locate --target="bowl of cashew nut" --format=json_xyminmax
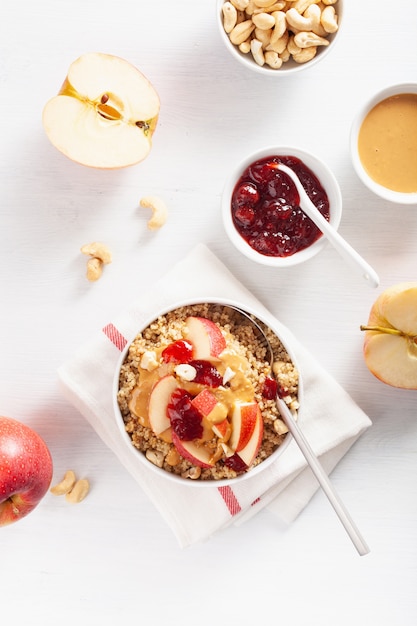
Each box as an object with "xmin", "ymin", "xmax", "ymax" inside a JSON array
[{"xmin": 217, "ymin": 0, "xmax": 342, "ymax": 75}]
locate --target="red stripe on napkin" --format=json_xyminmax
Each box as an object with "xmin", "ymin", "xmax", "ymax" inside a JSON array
[
  {"xmin": 102, "ymin": 323, "xmax": 128, "ymax": 352},
  {"xmin": 218, "ymin": 486, "xmax": 241, "ymax": 516}
]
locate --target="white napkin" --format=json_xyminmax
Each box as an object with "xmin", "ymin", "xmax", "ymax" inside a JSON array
[{"xmin": 58, "ymin": 243, "xmax": 371, "ymax": 547}]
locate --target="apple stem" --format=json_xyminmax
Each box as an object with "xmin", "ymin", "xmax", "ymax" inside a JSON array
[{"xmin": 360, "ymin": 325, "xmax": 405, "ymax": 337}]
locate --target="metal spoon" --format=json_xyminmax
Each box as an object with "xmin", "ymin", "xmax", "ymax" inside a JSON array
[
  {"xmin": 223, "ymin": 304, "xmax": 370, "ymax": 556},
  {"xmin": 276, "ymin": 163, "xmax": 380, "ymax": 288}
]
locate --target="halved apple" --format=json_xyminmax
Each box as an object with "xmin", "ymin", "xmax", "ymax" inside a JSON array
[
  {"xmin": 148, "ymin": 375, "xmax": 179, "ymax": 435},
  {"xmin": 361, "ymin": 282, "xmax": 417, "ymax": 389},
  {"xmin": 185, "ymin": 316, "xmax": 226, "ymax": 361},
  {"xmin": 42, "ymin": 52, "xmax": 160, "ymax": 168},
  {"xmin": 229, "ymin": 401, "xmax": 261, "ymax": 453},
  {"xmin": 171, "ymin": 431, "xmax": 214, "ymax": 468}
]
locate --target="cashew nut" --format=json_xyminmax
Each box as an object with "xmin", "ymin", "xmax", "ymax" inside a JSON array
[
  {"xmin": 65, "ymin": 478, "xmax": 90, "ymax": 504},
  {"xmin": 252, "ymin": 11, "xmax": 275, "ymax": 29},
  {"xmin": 229, "ymin": 19, "xmax": 255, "ymax": 45},
  {"xmin": 222, "ymin": 2, "xmax": 238, "ymax": 33},
  {"xmin": 292, "ymin": 0, "xmax": 318, "ymax": 14},
  {"xmin": 86, "ymin": 257, "xmax": 103, "ymax": 282},
  {"xmin": 264, "ymin": 50, "xmax": 283, "ymax": 69},
  {"xmin": 139, "ymin": 195, "xmax": 168, "ymax": 230},
  {"xmin": 253, "ymin": 1, "xmax": 286, "ymax": 13},
  {"xmin": 145, "ymin": 448, "xmax": 164, "ymax": 468},
  {"xmin": 285, "ymin": 7, "xmax": 316, "ymax": 31},
  {"xmin": 293, "ymin": 46, "xmax": 317, "ymax": 63},
  {"xmin": 321, "ymin": 5, "xmax": 338, "ymax": 33},
  {"xmin": 50, "ymin": 470, "xmax": 77, "ymax": 496},
  {"xmin": 270, "ymin": 11, "xmax": 287, "ymax": 43},
  {"xmin": 181, "ymin": 466, "xmax": 202, "ymax": 480},
  {"xmin": 253, "ymin": 0, "xmax": 277, "ymax": 7},
  {"xmin": 251, "ymin": 38, "xmax": 265, "ymax": 65},
  {"xmin": 81, "ymin": 241, "xmax": 112, "ymax": 282},
  {"xmin": 230, "ymin": 0, "xmax": 250, "ymax": 10},
  {"xmin": 294, "ymin": 31, "xmax": 329, "ymax": 48},
  {"xmin": 80, "ymin": 241, "xmax": 112, "ymax": 264}
]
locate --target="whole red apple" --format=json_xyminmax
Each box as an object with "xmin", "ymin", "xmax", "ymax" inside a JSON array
[{"xmin": 0, "ymin": 416, "xmax": 53, "ymax": 526}]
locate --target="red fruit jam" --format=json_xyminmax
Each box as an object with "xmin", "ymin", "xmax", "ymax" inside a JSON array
[
  {"xmin": 231, "ymin": 155, "xmax": 330, "ymax": 257},
  {"xmin": 189, "ymin": 360, "xmax": 223, "ymax": 387},
  {"xmin": 224, "ymin": 453, "xmax": 248, "ymax": 472},
  {"xmin": 167, "ymin": 389, "xmax": 203, "ymax": 441},
  {"xmin": 162, "ymin": 340, "xmax": 194, "ymax": 363},
  {"xmin": 262, "ymin": 377, "xmax": 278, "ymax": 400}
]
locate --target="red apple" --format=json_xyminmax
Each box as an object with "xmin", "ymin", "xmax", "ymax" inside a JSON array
[
  {"xmin": 171, "ymin": 431, "xmax": 214, "ymax": 468},
  {"xmin": 191, "ymin": 388, "xmax": 228, "ymax": 424},
  {"xmin": 148, "ymin": 375, "xmax": 179, "ymax": 435},
  {"xmin": 229, "ymin": 401, "xmax": 261, "ymax": 453},
  {"xmin": 185, "ymin": 316, "xmax": 226, "ymax": 361},
  {"xmin": 0, "ymin": 416, "xmax": 53, "ymax": 526}
]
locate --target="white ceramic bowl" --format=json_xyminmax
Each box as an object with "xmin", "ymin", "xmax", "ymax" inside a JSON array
[
  {"xmin": 350, "ymin": 82, "xmax": 417, "ymax": 205},
  {"xmin": 216, "ymin": 0, "xmax": 343, "ymax": 76},
  {"xmin": 221, "ymin": 145, "xmax": 343, "ymax": 267},
  {"xmin": 113, "ymin": 297, "xmax": 302, "ymax": 487}
]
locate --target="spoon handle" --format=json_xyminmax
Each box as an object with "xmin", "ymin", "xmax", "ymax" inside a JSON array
[
  {"xmin": 276, "ymin": 396, "xmax": 370, "ymax": 556},
  {"xmin": 276, "ymin": 163, "xmax": 379, "ymax": 288}
]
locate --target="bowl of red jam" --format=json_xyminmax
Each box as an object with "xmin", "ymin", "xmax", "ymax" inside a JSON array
[{"xmin": 222, "ymin": 146, "xmax": 342, "ymax": 267}]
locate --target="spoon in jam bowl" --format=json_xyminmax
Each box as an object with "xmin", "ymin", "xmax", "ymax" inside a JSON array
[
  {"xmin": 276, "ymin": 163, "xmax": 380, "ymax": 288},
  {"xmin": 223, "ymin": 304, "xmax": 370, "ymax": 556}
]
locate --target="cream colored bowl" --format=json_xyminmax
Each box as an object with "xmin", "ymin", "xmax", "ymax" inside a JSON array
[
  {"xmin": 216, "ymin": 0, "xmax": 343, "ymax": 76},
  {"xmin": 221, "ymin": 145, "xmax": 343, "ymax": 267},
  {"xmin": 113, "ymin": 298, "xmax": 301, "ymax": 487},
  {"xmin": 350, "ymin": 82, "xmax": 417, "ymax": 205}
]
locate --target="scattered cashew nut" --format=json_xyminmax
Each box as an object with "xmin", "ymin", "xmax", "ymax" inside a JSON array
[
  {"xmin": 50, "ymin": 471, "xmax": 90, "ymax": 504},
  {"xmin": 65, "ymin": 478, "xmax": 90, "ymax": 504},
  {"xmin": 50, "ymin": 470, "xmax": 76, "ymax": 495},
  {"xmin": 81, "ymin": 241, "xmax": 112, "ymax": 282},
  {"xmin": 140, "ymin": 195, "xmax": 168, "ymax": 230},
  {"xmin": 221, "ymin": 0, "xmax": 339, "ymax": 68}
]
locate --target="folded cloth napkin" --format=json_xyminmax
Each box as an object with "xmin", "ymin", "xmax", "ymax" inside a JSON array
[{"xmin": 58, "ymin": 243, "xmax": 371, "ymax": 547}]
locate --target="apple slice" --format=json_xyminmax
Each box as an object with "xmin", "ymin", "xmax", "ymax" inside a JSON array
[
  {"xmin": 148, "ymin": 375, "xmax": 179, "ymax": 435},
  {"xmin": 185, "ymin": 316, "xmax": 226, "ymax": 361},
  {"xmin": 229, "ymin": 401, "xmax": 261, "ymax": 453},
  {"xmin": 42, "ymin": 52, "xmax": 160, "ymax": 169},
  {"xmin": 212, "ymin": 418, "xmax": 231, "ymax": 442},
  {"xmin": 191, "ymin": 389, "xmax": 228, "ymax": 424},
  {"xmin": 171, "ymin": 431, "xmax": 214, "ymax": 468},
  {"xmin": 361, "ymin": 281, "xmax": 417, "ymax": 389},
  {"xmin": 236, "ymin": 407, "xmax": 264, "ymax": 467}
]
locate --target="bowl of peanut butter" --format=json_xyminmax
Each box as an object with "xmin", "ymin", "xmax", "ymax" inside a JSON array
[{"xmin": 350, "ymin": 83, "xmax": 417, "ymax": 204}]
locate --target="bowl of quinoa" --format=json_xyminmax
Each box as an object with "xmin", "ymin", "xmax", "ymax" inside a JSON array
[{"xmin": 114, "ymin": 299, "xmax": 301, "ymax": 485}]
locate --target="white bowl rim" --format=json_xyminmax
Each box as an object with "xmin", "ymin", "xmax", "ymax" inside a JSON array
[
  {"xmin": 221, "ymin": 145, "xmax": 343, "ymax": 267},
  {"xmin": 216, "ymin": 0, "xmax": 344, "ymax": 76},
  {"xmin": 350, "ymin": 82, "xmax": 417, "ymax": 205},
  {"xmin": 112, "ymin": 296, "xmax": 303, "ymax": 488}
]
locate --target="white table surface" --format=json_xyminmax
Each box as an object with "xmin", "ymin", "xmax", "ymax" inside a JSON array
[{"xmin": 2, "ymin": 1, "xmax": 417, "ymax": 624}]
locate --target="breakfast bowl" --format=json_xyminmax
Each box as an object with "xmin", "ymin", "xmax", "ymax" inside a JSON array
[
  {"xmin": 113, "ymin": 298, "xmax": 302, "ymax": 487},
  {"xmin": 221, "ymin": 145, "xmax": 343, "ymax": 267},
  {"xmin": 216, "ymin": 0, "xmax": 343, "ymax": 76},
  {"xmin": 350, "ymin": 82, "xmax": 417, "ymax": 204}
]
